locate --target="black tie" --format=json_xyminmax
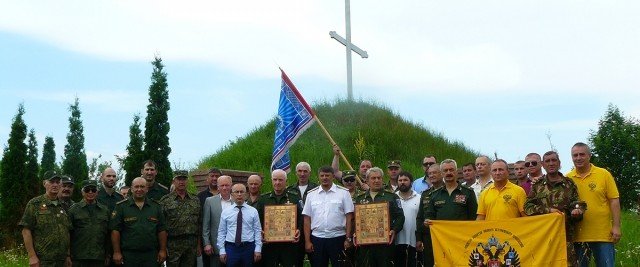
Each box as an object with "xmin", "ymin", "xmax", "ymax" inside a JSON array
[{"xmin": 235, "ymin": 206, "xmax": 243, "ymax": 245}]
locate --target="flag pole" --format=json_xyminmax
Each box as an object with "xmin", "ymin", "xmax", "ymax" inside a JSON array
[{"xmin": 312, "ymin": 115, "xmax": 365, "ymax": 186}]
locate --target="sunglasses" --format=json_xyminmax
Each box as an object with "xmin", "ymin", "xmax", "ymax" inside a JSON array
[
  {"xmin": 343, "ymin": 178, "xmax": 356, "ymax": 183},
  {"xmin": 524, "ymin": 161, "xmax": 538, "ymax": 167},
  {"xmin": 83, "ymin": 187, "xmax": 97, "ymax": 193},
  {"xmin": 422, "ymin": 162, "xmax": 436, "ymax": 167}
]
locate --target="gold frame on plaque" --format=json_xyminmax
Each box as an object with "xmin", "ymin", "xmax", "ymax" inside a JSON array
[
  {"xmin": 263, "ymin": 204, "xmax": 297, "ymax": 242},
  {"xmin": 355, "ymin": 202, "xmax": 390, "ymax": 245}
]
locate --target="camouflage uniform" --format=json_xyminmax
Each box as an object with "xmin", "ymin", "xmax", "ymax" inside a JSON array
[
  {"xmin": 97, "ymin": 187, "xmax": 124, "ymax": 212},
  {"xmin": 19, "ymin": 194, "xmax": 72, "ymax": 267},
  {"xmin": 353, "ymin": 190, "xmax": 405, "ymax": 267},
  {"xmin": 109, "ymin": 197, "xmax": 167, "ymax": 267},
  {"xmin": 255, "ymin": 190, "xmax": 303, "ymax": 267},
  {"xmin": 415, "ymin": 185, "xmax": 441, "ymax": 267},
  {"xmin": 68, "ymin": 200, "xmax": 111, "ymax": 267},
  {"xmin": 147, "ymin": 182, "xmax": 169, "ymax": 201},
  {"xmin": 60, "ymin": 198, "xmax": 75, "ymax": 212},
  {"xmin": 524, "ymin": 174, "xmax": 583, "ymax": 266},
  {"xmin": 159, "ymin": 191, "xmax": 201, "ymax": 267}
]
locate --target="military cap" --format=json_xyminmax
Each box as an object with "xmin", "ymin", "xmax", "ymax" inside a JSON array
[
  {"xmin": 387, "ymin": 160, "xmax": 402, "ymax": 168},
  {"xmin": 342, "ymin": 170, "xmax": 357, "ymax": 182},
  {"xmin": 208, "ymin": 167, "xmax": 222, "ymax": 175},
  {"xmin": 61, "ymin": 175, "xmax": 75, "ymax": 184},
  {"xmin": 82, "ymin": 180, "xmax": 98, "ymax": 188},
  {"xmin": 173, "ymin": 170, "xmax": 189, "ymax": 179},
  {"xmin": 44, "ymin": 170, "xmax": 62, "ymax": 181}
]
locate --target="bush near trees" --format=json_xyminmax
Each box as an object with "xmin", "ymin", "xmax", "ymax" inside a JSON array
[
  {"xmin": 61, "ymin": 97, "xmax": 89, "ymax": 201},
  {"xmin": 143, "ymin": 56, "xmax": 173, "ymax": 187},
  {"xmin": 589, "ymin": 104, "xmax": 640, "ymax": 210}
]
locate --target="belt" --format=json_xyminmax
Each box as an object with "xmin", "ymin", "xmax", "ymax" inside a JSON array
[{"xmin": 225, "ymin": 241, "xmax": 254, "ymax": 247}]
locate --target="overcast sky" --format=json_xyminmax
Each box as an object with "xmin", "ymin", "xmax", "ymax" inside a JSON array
[{"xmin": 1, "ymin": 1, "xmax": 639, "ymax": 174}]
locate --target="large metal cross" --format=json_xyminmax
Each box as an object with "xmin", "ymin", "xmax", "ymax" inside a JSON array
[{"xmin": 330, "ymin": 0, "xmax": 368, "ymax": 101}]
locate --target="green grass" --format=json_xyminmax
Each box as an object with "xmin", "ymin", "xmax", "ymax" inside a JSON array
[
  {"xmin": 197, "ymin": 99, "xmax": 478, "ymax": 191},
  {"xmin": 0, "ymin": 244, "xmax": 27, "ymax": 267}
]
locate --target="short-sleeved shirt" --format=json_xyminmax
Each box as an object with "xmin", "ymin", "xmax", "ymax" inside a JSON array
[
  {"xmin": 567, "ymin": 164, "xmax": 620, "ymax": 242},
  {"xmin": 19, "ymin": 194, "xmax": 72, "ymax": 261},
  {"xmin": 109, "ymin": 197, "xmax": 167, "ymax": 251},
  {"xmin": 68, "ymin": 200, "xmax": 111, "ymax": 260},
  {"xmin": 302, "ymin": 184, "xmax": 354, "ymax": 238},
  {"xmin": 477, "ymin": 182, "xmax": 526, "ymax": 220},
  {"xmin": 159, "ymin": 192, "xmax": 201, "ymax": 238},
  {"xmin": 395, "ymin": 190, "xmax": 420, "ymax": 246},
  {"xmin": 426, "ymin": 185, "xmax": 478, "ymax": 221},
  {"xmin": 412, "ymin": 176, "xmax": 430, "ymax": 194}
]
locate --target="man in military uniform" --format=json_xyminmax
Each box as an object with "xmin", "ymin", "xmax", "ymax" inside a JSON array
[
  {"xmin": 384, "ymin": 160, "xmax": 402, "ymax": 192},
  {"xmin": 142, "ymin": 160, "xmax": 169, "ymax": 201},
  {"xmin": 120, "ymin": 186, "xmax": 130, "ymax": 199},
  {"xmin": 69, "ymin": 180, "xmax": 111, "ymax": 267},
  {"xmin": 287, "ymin": 161, "xmax": 318, "ymax": 266},
  {"xmin": 246, "ymin": 175, "xmax": 263, "ymax": 208},
  {"xmin": 256, "ymin": 169, "xmax": 302, "ymax": 267},
  {"xmin": 59, "ymin": 175, "xmax": 76, "ymax": 211},
  {"xmin": 20, "ymin": 171, "xmax": 72, "ymax": 267},
  {"xmin": 354, "ymin": 167, "xmax": 404, "ymax": 267},
  {"xmin": 415, "ymin": 163, "xmax": 444, "ymax": 267},
  {"xmin": 340, "ymin": 170, "xmax": 359, "ymax": 267},
  {"xmin": 110, "ymin": 177, "xmax": 167, "ymax": 267},
  {"xmin": 524, "ymin": 151, "xmax": 584, "ymax": 266},
  {"xmin": 160, "ymin": 170, "xmax": 202, "ymax": 267},
  {"xmin": 98, "ymin": 167, "xmax": 124, "ymax": 212}
]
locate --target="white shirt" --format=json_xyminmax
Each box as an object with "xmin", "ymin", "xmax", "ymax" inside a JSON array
[
  {"xmin": 302, "ymin": 183, "xmax": 354, "ymax": 238},
  {"xmin": 396, "ymin": 190, "xmax": 420, "ymax": 246},
  {"xmin": 221, "ymin": 195, "xmax": 233, "ymax": 210},
  {"xmin": 217, "ymin": 202, "xmax": 262, "ymax": 254},
  {"xmin": 466, "ymin": 180, "xmax": 483, "ymax": 200},
  {"xmin": 298, "ymin": 185, "xmax": 308, "ymax": 195}
]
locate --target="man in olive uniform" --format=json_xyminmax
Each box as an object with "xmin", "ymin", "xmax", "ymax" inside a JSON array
[
  {"xmin": 340, "ymin": 170, "xmax": 359, "ymax": 267},
  {"xmin": 415, "ymin": 164, "xmax": 444, "ymax": 267},
  {"xmin": 98, "ymin": 167, "xmax": 124, "ymax": 211},
  {"xmin": 110, "ymin": 177, "xmax": 167, "ymax": 267},
  {"xmin": 20, "ymin": 171, "xmax": 73, "ymax": 267},
  {"xmin": 286, "ymin": 161, "xmax": 318, "ymax": 266},
  {"xmin": 524, "ymin": 151, "xmax": 584, "ymax": 266},
  {"xmin": 69, "ymin": 180, "xmax": 111, "ymax": 267},
  {"xmin": 142, "ymin": 160, "xmax": 169, "ymax": 201},
  {"xmin": 246, "ymin": 175, "xmax": 263, "ymax": 208},
  {"xmin": 159, "ymin": 170, "xmax": 202, "ymax": 267},
  {"xmin": 256, "ymin": 169, "xmax": 303, "ymax": 267},
  {"xmin": 384, "ymin": 160, "xmax": 402, "ymax": 192},
  {"xmin": 59, "ymin": 175, "xmax": 76, "ymax": 211},
  {"xmin": 354, "ymin": 167, "xmax": 404, "ymax": 267}
]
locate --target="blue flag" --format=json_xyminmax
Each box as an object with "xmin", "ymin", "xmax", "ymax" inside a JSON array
[{"xmin": 271, "ymin": 69, "xmax": 316, "ymax": 172}]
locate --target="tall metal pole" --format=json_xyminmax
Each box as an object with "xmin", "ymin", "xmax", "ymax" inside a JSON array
[{"xmin": 345, "ymin": 0, "xmax": 353, "ymax": 101}]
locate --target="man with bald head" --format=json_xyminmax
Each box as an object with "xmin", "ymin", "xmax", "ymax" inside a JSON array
[
  {"xmin": 202, "ymin": 175, "xmax": 233, "ymax": 267},
  {"xmin": 476, "ymin": 160, "xmax": 527, "ymax": 220},
  {"xmin": 246, "ymin": 175, "xmax": 263, "ymax": 208},
  {"xmin": 256, "ymin": 169, "xmax": 302, "ymax": 267},
  {"xmin": 98, "ymin": 167, "xmax": 124, "ymax": 212},
  {"xmin": 110, "ymin": 177, "xmax": 167, "ymax": 266}
]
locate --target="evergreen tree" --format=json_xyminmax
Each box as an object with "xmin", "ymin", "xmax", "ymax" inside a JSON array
[
  {"xmin": 40, "ymin": 136, "xmax": 56, "ymax": 181},
  {"xmin": 26, "ymin": 129, "xmax": 40, "ymax": 198},
  {"xmin": 62, "ymin": 97, "xmax": 89, "ymax": 201},
  {"xmin": 143, "ymin": 56, "xmax": 173, "ymax": 186},
  {"xmin": 590, "ymin": 104, "xmax": 640, "ymax": 209},
  {"xmin": 0, "ymin": 104, "xmax": 29, "ymax": 230},
  {"xmin": 124, "ymin": 114, "xmax": 145, "ymax": 186}
]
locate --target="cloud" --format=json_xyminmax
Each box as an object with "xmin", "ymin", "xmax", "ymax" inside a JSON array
[{"xmin": 10, "ymin": 89, "xmax": 146, "ymax": 113}]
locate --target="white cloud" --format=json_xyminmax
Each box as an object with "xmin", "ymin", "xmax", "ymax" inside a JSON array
[{"xmin": 11, "ymin": 89, "xmax": 146, "ymax": 113}]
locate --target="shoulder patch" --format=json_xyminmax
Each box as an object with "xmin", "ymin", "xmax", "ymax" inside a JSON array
[
  {"xmin": 116, "ymin": 199, "xmax": 128, "ymax": 205},
  {"xmin": 157, "ymin": 183, "xmax": 169, "ymax": 190},
  {"xmin": 336, "ymin": 185, "xmax": 349, "ymax": 191},
  {"xmin": 308, "ymin": 186, "xmax": 320, "ymax": 193},
  {"xmin": 287, "ymin": 189, "xmax": 300, "ymax": 195}
]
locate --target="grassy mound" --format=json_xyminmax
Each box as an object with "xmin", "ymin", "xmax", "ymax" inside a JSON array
[{"xmin": 197, "ymin": 99, "xmax": 478, "ymax": 190}]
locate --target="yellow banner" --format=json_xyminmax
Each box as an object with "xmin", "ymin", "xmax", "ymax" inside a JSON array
[{"xmin": 430, "ymin": 213, "xmax": 567, "ymax": 267}]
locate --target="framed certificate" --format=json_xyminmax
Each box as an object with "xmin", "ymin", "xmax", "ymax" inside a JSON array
[
  {"xmin": 355, "ymin": 202, "xmax": 390, "ymax": 245},
  {"xmin": 263, "ymin": 204, "xmax": 297, "ymax": 242}
]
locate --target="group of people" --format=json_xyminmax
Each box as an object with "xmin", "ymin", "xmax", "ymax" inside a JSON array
[{"xmin": 20, "ymin": 142, "xmax": 621, "ymax": 267}]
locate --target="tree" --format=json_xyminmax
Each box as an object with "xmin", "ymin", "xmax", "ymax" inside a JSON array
[
  {"xmin": 40, "ymin": 136, "xmax": 57, "ymax": 181},
  {"xmin": 62, "ymin": 97, "xmax": 89, "ymax": 201},
  {"xmin": 0, "ymin": 104, "xmax": 29, "ymax": 232},
  {"xmin": 589, "ymin": 104, "xmax": 640, "ymax": 209},
  {"xmin": 143, "ymin": 56, "xmax": 173, "ymax": 186},
  {"xmin": 124, "ymin": 114, "xmax": 145, "ymax": 186},
  {"xmin": 25, "ymin": 129, "xmax": 40, "ymax": 198}
]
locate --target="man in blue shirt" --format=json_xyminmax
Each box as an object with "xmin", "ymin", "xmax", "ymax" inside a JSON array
[
  {"xmin": 412, "ymin": 155, "xmax": 437, "ymax": 194},
  {"xmin": 217, "ymin": 183, "xmax": 262, "ymax": 266}
]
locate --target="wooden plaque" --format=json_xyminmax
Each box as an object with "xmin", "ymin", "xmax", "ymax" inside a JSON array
[
  {"xmin": 263, "ymin": 204, "xmax": 297, "ymax": 242},
  {"xmin": 355, "ymin": 202, "xmax": 390, "ymax": 245}
]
